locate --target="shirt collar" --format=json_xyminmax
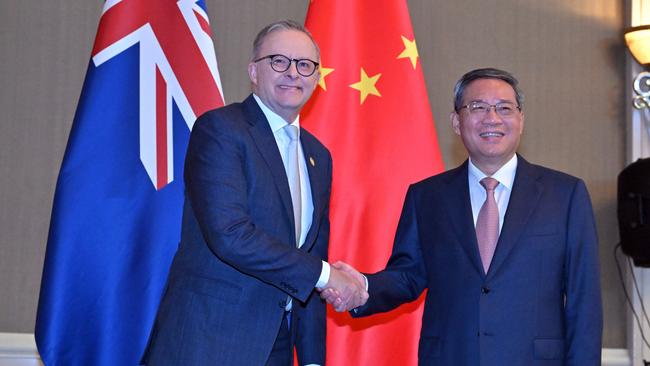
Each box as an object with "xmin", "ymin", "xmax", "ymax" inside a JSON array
[
  {"xmin": 253, "ymin": 94, "xmax": 300, "ymax": 133},
  {"xmin": 468, "ymin": 154, "xmax": 518, "ymax": 191}
]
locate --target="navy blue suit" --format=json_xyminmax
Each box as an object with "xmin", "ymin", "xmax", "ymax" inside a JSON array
[
  {"xmin": 142, "ymin": 95, "xmax": 331, "ymax": 365},
  {"xmin": 353, "ymin": 157, "xmax": 602, "ymax": 365}
]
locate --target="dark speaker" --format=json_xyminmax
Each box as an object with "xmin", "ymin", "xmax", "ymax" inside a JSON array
[{"xmin": 618, "ymin": 157, "xmax": 650, "ymax": 266}]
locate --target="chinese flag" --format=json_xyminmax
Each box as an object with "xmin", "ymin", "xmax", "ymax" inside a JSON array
[{"xmin": 303, "ymin": 1, "xmax": 444, "ymax": 365}]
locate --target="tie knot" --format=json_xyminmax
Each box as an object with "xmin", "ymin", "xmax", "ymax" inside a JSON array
[
  {"xmin": 284, "ymin": 124, "xmax": 299, "ymax": 141},
  {"xmin": 480, "ymin": 177, "xmax": 499, "ymax": 191}
]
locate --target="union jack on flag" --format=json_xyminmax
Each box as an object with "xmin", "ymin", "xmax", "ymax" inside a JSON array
[
  {"xmin": 36, "ymin": 0, "xmax": 224, "ymax": 364},
  {"xmin": 93, "ymin": 0, "xmax": 224, "ymax": 189}
]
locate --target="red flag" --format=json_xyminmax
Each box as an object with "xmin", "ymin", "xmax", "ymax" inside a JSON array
[{"xmin": 303, "ymin": 1, "xmax": 444, "ymax": 364}]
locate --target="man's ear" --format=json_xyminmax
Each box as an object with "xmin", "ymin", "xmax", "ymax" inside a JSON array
[
  {"xmin": 310, "ymin": 70, "xmax": 320, "ymax": 93},
  {"xmin": 450, "ymin": 111, "xmax": 461, "ymax": 136},
  {"xmin": 248, "ymin": 62, "xmax": 257, "ymax": 85}
]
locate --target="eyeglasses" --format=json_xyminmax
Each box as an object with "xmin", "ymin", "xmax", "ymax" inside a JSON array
[
  {"xmin": 253, "ymin": 54, "xmax": 319, "ymax": 77},
  {"xmin": 459, "ymin": 101, "xmax": 521, "ymax": 117}
]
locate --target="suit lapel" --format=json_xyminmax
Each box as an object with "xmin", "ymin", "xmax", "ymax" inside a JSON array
[
  {"xmin": 243, "ymin": 96, "xmax": 295, "ymax": 241},
  {"xmin": 298, "ymin": 129, "xmax": 324, "ymax": 252},
  {"xmin": 442, "ymin": 162, "xmax": 486, "ymax": 276},
  {"xmin": 487, "ymin": 157, "xmax": 543, "ymax": 278}
]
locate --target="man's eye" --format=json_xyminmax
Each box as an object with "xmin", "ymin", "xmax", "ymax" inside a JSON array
[{"xmin": 471, "ymin": 104, "xmax": 487, "ymax": 111}]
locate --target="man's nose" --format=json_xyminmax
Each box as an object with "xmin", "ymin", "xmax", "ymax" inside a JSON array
[
  {"xmin": 486, "ymin": 105, "xmax": 500, "ymax": 115},
  {"xmin": 482, "ymin": 107, "xmax": 503, "ymax": 123},
  {"xmin": 285, "ymin": 61, "xmax": 300, "ymax": 77}
]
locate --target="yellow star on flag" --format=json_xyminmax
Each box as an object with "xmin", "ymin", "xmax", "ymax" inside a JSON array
[
  {"xmin": 349, "ymin": 68, "xmax": 381, "ymax": 104},
  {"xmin": 397, "ymin": 35, "xmax": 419, "ymax": 69},
  {"xmin": 318, "ymin": 66, "xmax": 334, "ymax": 91}
]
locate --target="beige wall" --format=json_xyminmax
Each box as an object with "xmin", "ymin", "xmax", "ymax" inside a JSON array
[{"xmin": 0, "ymin": 0, "xmax": 626, "ymax": 348}]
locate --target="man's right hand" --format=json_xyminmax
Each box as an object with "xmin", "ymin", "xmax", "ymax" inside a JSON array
[{"xmin": 320, "ymin": 261, "xmax": 368, "ymax": 312}]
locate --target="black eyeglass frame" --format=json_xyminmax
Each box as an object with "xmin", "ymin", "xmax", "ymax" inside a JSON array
[{"xmin": 253, "ymin": 54, "xmax": 320, "ymax": 77}]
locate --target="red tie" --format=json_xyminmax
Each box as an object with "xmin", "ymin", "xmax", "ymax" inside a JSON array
[{"xmin": 476, "ymin": 177, "xmax": 499, "ymax": 272}]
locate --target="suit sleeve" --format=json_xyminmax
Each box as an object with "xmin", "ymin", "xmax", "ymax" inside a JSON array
[
  {"xmin": 564, "ymin": 179, "xmax": 603, "ymax": 365},
  {"xmin": 296, "ymin": 155, "xmax": 331, "ymax": 366},
  {"xmin": 185, "ymin": 112, "xmax": 323, "ymax": 302},
  {"xmin": 353, "ymin": 185, "xmax": 428, "ymax": 317}
]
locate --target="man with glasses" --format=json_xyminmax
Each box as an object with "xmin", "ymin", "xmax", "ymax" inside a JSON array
[
  {"xmin": 324, "ymin": 68, "xmax": 603, "ymax": 365},
  {"xmin": 141, "ymin": 20, "xmax": 366, "ymax": 366}
]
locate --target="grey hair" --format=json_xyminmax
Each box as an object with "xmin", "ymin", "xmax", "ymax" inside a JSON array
[
  {"xmin": 453, "ymin": 68, "xmax": 524, "ymax": 112},
  {"xmin": 251, "ymin": 20, "xmax": 320, "ymax": 61}
]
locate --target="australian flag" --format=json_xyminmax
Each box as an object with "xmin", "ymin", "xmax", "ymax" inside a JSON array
[{"xmin": 35, "ymin": 1, "xmax": 224, "ymax": 364}]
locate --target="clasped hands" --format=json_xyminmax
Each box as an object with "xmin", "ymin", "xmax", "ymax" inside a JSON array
[{"xmin": 319, "ymin": 261, "xmax": 368, "ymax": 312}]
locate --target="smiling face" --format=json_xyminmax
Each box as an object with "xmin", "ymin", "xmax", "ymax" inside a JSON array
[
  {"xmin": 451, "ymin": 78, "xmax": 524, "ymax": 175},
  {"xmin": 248, "ymin": 29, "xmax": 320, "ymax": 122}
]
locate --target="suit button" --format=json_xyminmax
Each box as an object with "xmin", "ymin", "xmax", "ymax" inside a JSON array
[
  {"xmin": 278, "ymin": 300, "xmax": 287, "ymax": 308},
  {"xmin": 481, "ymin": 287, "xmax": 490, "ymax": 294}
]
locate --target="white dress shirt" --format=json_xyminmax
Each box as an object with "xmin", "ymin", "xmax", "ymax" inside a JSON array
[
  {"xmin": 467, "ymin": 154, "xmax": 518, "ymax": 234},
  {"xmin": 253, "ymin": 95, "xmax": 330, "ymax": 288}
]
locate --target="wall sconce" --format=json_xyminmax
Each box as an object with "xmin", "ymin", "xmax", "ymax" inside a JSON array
[{"xmin": 626, "ymin": 25, "xmax": 650, "ymax": 108}]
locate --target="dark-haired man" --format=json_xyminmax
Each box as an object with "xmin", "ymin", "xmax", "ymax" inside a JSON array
[{"xmin": 326, "ymin": 68, "xmax": 602, "ymax": 365}]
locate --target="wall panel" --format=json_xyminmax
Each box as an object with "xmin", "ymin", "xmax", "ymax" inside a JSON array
[{"xmin": 0, "ymin": 0, "xmax": 626, "ymax": 349}]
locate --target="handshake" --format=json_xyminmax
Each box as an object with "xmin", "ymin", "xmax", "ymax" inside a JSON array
[{"xmin": 319, "ymin": 261, "xmax": 368, "ymax": 312}]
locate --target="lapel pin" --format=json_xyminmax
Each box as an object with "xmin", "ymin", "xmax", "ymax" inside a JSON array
[{"xmin": 309, "ymin": 157, "xmax": 315, "ymax": 167}]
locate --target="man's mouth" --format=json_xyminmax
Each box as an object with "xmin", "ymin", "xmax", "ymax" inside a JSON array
[
  {"xmin": 278, "ymin": 85, "xmax": 301, "ymax": 90},
  {"xmin": 479, "ymin": 131, "xmax": 504, "ymax": 138}
]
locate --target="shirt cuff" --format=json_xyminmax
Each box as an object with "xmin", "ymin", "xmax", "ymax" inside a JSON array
[{"xmin": 315, "ymin": 260, "xmax": 330, "ymax": 289}]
